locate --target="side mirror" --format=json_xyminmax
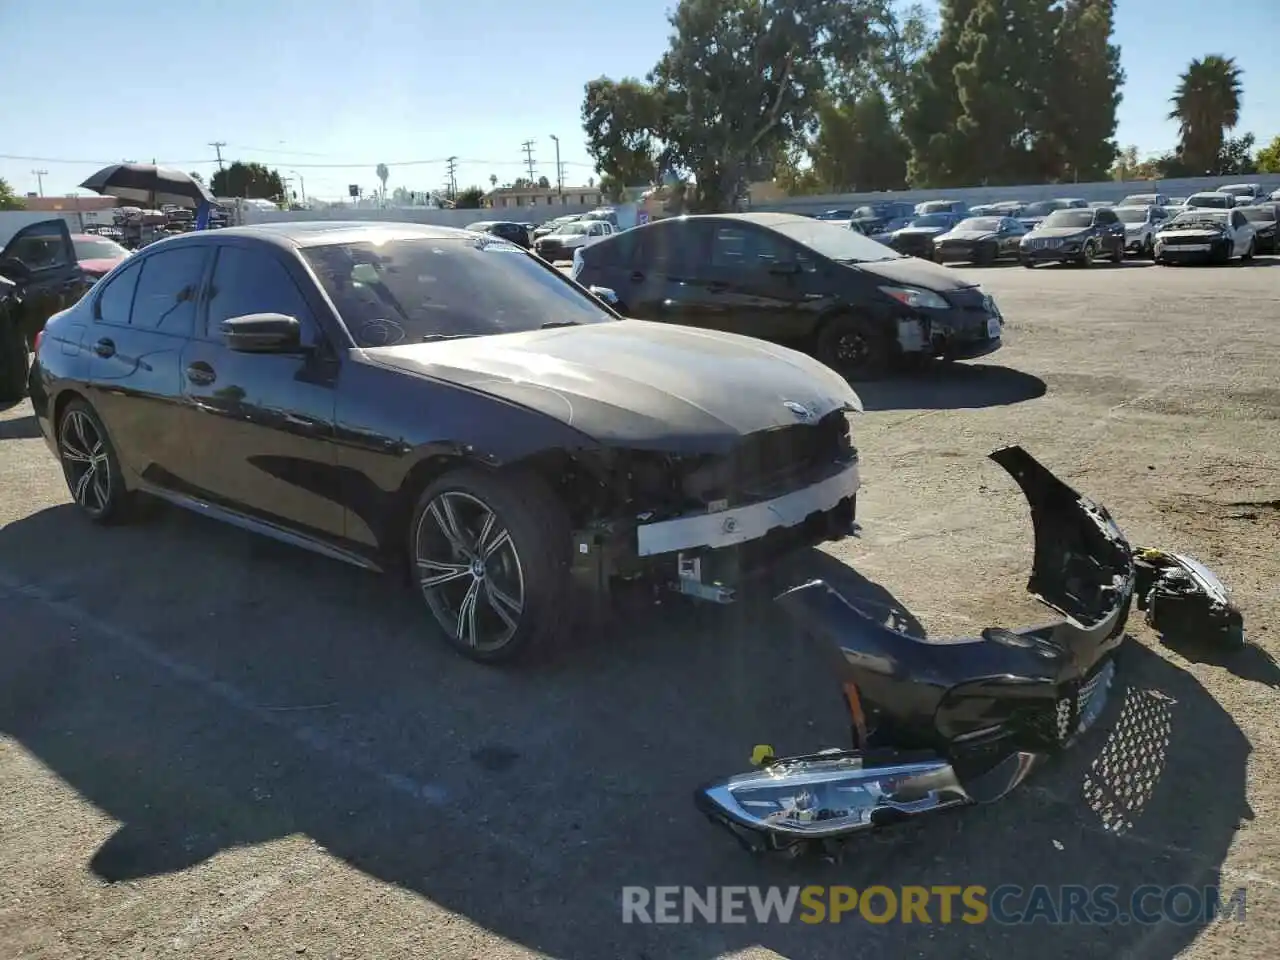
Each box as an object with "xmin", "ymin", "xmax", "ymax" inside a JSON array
[
  {"xmin": 768, "ymin": 261, "xmax": 801, "ymax": 276},
  {"xmin": 588, "ymin": 285, "xmax": 619, "ymax": 306},
  {"xmin": 221, "ymin": 313, "xmax": 304, "ymax": 353}
]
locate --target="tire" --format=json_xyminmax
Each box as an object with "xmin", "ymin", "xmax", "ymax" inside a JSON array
[
  {"xmin": 57, "ymin": 398, "xmax": 134, "ymax": 524},
  {"xmin": 1143, "ymin": 237, "xmax": 1154, "ymax": 259},
  {"xmin": 409, "ymin": 466, "xmax": 571, "ymax": 663},
  {"xmin": 1076, "ymin": 241, "xmax": 1096, "ymax": 267},
  {"xmin": 814, "ymin": 314, "xmax": 895, "ymax": 379},
  {"xmin": 976, "ymin": 243, "xmax": 996, "ymax": 266},
  {"xmin": 1020, "ymin": 258, "xmax": 1036, "ymax": 269},
  {"xmin": 0, "ymin": 317, "xmax": 30, "ymax": 402},
  {"xmin": 1110, "ymin": 241, "xmax": 1124, "ymax": 264}
]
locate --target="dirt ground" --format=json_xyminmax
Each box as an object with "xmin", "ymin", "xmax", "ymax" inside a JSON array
[{"xmin": 1, "ymin": 257, "xmax": 1277, "ymax": 959}]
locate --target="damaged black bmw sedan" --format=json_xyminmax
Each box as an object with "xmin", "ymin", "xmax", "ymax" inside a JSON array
[{"xmin": 28, "ymin": 222, "xmax": 862, "ymax": 661}]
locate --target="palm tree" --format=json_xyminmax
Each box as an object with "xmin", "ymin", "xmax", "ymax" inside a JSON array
[
  {"xmin": 1169, "ymin": 55, "xmax": 1243, "ymax": 174},
  {"xmin": 489, "ymin": 173, "xmax": 498, "ymax": 188},
  {"xmin": 375, "ymin": 163, "xmax": 389, "ymax": 201}
]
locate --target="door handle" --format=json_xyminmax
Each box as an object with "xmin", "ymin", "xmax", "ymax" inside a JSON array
[
  {"xmin": 93, "ymin": 338, "xmax": 115, "ymax": 358},
  {"xmin": 186, "ymin": 362, "xmax": 216, "ymax": 386},
  {"xmin": 630, "ymin": 271, "xmax": 645, "ymax": 282}
]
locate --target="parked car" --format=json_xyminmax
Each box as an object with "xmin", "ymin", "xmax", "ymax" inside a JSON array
[
  {"xmin": 1168, "ymin": 197, "xmax": 1188, "ymax": 207},
  {"xmin": 1217, "ymin": 183, "xmax": 1266, "ymax": 205},
  {"xmin": 1235, "ymin": 204, "xmax": 1279, "ymax": 253},
  {"xmin": 465, "ymin": 220, "xmax": 532, "ymax": 249},
  {"xmin": 534, "ymin": 219, "xmax": 615, "ymax": 262},
  {"xmin": 572, "ymin": 212, "xmax": 1004, "ymax": 376},
  {"xmin": 1185, "ymin": 191, "xmax": 1236, "ymax": 210},
  {"xmin": 1271, "ymin": 188, "xmax": 1280, "ymax": 203},
  {"xmin": 1018, "ymin": 198, "xmax": 1089, "ymax": 229},
  {"xmin": 28, "ymin": 222, "xmax": 869, "ymax": 662},
  {"xmin": 1113, "ymin": 205, "xmax": 1168, "ymax": 258},
  {"xmin": 849, "ymin": 202, "xmax": 916, "ymax": 234},
  {"xmin": 914, "ymin": 199, "xmax": 968, "ymax": 217},
  {"xmin": 867, "ymin": 216, "xmax": 914, "ymax": 243},
  {"xmin": 969, "ymin": 201, "xmax": 1025, "ymax": 218},
  {"xmin": 813, "ymin": 209, "xmax": 855, "ymax": 221},
  {"xmin": 932, "ymin": 216, "xmax": 1028, "ymax": 264},
  {"xmin": 71, "ymin": 233, "xmax": 133, "ymax": 283},
  {"xmin": 1154, "ymin": 209, "xmax": 1257, "ymax": 264},
  {"xmin": 884, "ymin": 213, "xmax": 963, "ymax": 259},
  {"xmin": 1019, "ymin": 207, "xmax": 1125, "ymax": 267},
  {"xmin": 533, "ymin": 215, "xmax": 582, "ymax": 240},
  {"xmin": 0, "ymin": 219, "xmax": 90, "ymax": 400},
  {"xmin": 1119, "ymin": 192, "xmax": 1171, "ymax": 207}
]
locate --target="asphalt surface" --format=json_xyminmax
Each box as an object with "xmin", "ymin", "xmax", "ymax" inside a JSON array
[{"xmin": 2, "ymin": 256, "xmax": 1278, "ymax": 959}]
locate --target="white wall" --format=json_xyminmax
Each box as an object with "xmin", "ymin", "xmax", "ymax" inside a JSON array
[
  {"xmin": 752, "ymin": 174, "xmax": 1280, "ymax": 215},
  {"xmin": 242, "ymin": 203, "xmax": 602, "ymax": 229},
  {"xmin": 0, "ymin": 210, "xmax": 92, "ymax": 248}
]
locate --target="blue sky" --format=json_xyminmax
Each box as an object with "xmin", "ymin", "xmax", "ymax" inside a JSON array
[{"xmin": 2, "ymin": 0, "xmax": 1277, "ymax": 200}]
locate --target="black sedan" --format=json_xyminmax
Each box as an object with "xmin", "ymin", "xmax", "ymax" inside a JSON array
[
  {"xmin": 572, "ymin": 212, "xmax": 1004, "ymax": 375},
  {"xmin": 932, "ymin": 216, "xmax": 1028, "ymax": 264},
  {"xmin": 1019, "ymin": 207, "xmax": 1126, "ymax": 266},
  {"xmin": 883, "ymin": 213, "xmax": 962, "ymax": 259},
  {"xmin": 464, "ymin": 220, "xmax": 531, "ymax": 249},
  {"xmin": 29, "ymin": 223, "xmax": 864, "ymax": 663}
]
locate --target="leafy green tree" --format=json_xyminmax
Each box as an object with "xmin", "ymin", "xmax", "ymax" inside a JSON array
[
  {"xmin": 597, "ymin": 173, "xmax": 628, "ymax": 203},
  {"xmin": 537, "ymin": 176, "xmax": 551, "ymax": 189},
  {"xmin": 1109, "ymin": 145, "xmax": 1140, "ymax": 180},
  {"xmin": 1217, "ymin": 133, "xmax": 1256, "ymax": 175},
  {"xmin": 0, "ymin": 177, "xmax": 24, "ymax": 210},
  {"xmin": 454, "ymin": 186, "xmax": 485, "ymax": 209},
  {"xmin": 581, "ymin": 77, "xmax": 666, "ymax": 188},
  {"xmin": 376, "ymin": 163, "xmax": 389, "ymax": 198},
  {"xmin": 210, "ymin": 161, "xmax": 285, "ymax": 200},
  {"xmin": 188, "ymin": 171, "xmax": 204, "ymax": 185},
  {"xmin": 810, "ymin": 90, "xmax": 909, "ymax": 191},
  {"xmin": 1256, "ymin": 134, "xmax": 1280, "ymax": 173},
  {"xmin": 1169, "ymin": 55, "xmax": 1243, "ymax": 174}
]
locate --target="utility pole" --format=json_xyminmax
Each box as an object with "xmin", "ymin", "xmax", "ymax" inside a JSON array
[
  {"xmin": 445, "ymin": 156, "xmax": 458, "ymax": 200},
  {"xmin": 208, "ymin": 141, "xmax": 226, "ymax": 171},
  {"xmin": 549, "ymin": 134, "xmax": 562, "ymax": 196},
  {"xmin": 289, "ymin": 170, "xmax": 306, "ymax": 205},
  {"xmin": 31, "ymin": 169, "xmax": 48, "ymax": 196},
  {"xmin": 521, "ymin": 139, "xmax": 536, "ymax": 183}
]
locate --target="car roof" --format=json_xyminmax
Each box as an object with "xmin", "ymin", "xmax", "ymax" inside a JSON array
[
  {"xmin": 196, "ymin": 221, "xmax": 481, "ymax": 249},
  {"xmin": 1189, "ymin": 191, "xmax": 1232, "ymax": 198}
]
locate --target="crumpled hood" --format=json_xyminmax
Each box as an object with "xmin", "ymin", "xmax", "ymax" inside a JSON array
[
  {"xmin": 361, "ymin": 319, "xmax": 862, "ymax": 453},
  {"xmin": 853, "ymin": 255, "xmax": 979, "ymax": 293}
]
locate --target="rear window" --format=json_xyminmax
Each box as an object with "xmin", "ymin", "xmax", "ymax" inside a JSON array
[
  {"xmin": 1238, "ymin": 206, "xmax": 1277, "ymax": 222},
  {"xmin": 1187, "ymin": 194, "xmax": 1231, "ymax": 209},
  {"xmin": 1115, "ymin": 208, "xmax": 1151, "ymax": 223},
  {"xmin": 953, "ymin": 217, "xmax": 1002, "ymax": 232},
  {"xmin": 1041, "ymin": 210, "xmax": 1095, "ymax": 229}
]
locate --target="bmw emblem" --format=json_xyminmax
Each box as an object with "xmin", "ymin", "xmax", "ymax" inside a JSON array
[{"xmin": 783, "ymin": 401, "xmax": 814, "ymax": 422}]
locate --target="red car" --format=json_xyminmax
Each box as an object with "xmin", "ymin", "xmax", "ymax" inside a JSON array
[{"xmin": 71, "ymin": 232, "xmax": 131, "ymax": 282}]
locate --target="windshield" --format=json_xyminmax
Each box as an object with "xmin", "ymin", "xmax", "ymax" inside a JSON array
[
  {"xmin": 1218, "ymin": 185, "xmax": 1254, "ymax": 197},
  {"xmin": 1188, "ymin": 194, "xmax": 1231, "ymax": 208},
  {"xmin": 1120, "ymin": 195, "xmax": 1157, "ymax": 206},
  {"xmin": 301, "ymin": 237, "xmax": 614, "ymax": 347},
  {"xmin": 769, "ymin": 217, "xmax": 901, "ymax": 262},
  {"xmin": 555, "ymin": 223, "xmax": 589, "ymax": 236},
  {"xmin": 952, "ymin": 217, "xmax": 1002, "ymax": 232},
  {"xmin": 1239, "ymin": 207, "xmax": 1277, "ymax": 222},
  {"xmin": 916, "ymin": 202, "xmax": 956, "ymax": 215},
  {"xmin": 1041, "ymin": 210, "xmax": 1095, "ymax": 229},
  {"xmin": 1171, "ymin": 211, "xmax": 1227, "ymax": 226},
  {"xmin": 1022, "ymin": 200, "xmax": 1066, "ymax": 217},
  {"xmin": 908, "ymin": 214, "xmax": 953, "ymax": 228},
  {"xmin": 1115, "ymin": 208, "xmax": 1151, "ymax": 223},
  {"xmin": 72, "ymin": 237, "xmax": 130, "ymax": 260}
]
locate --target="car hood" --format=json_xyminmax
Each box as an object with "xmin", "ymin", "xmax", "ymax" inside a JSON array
[
  {"xmin": 851, "ymin": 255, "xmax": 978, "ymax": 293},
  {"xmin": 78, "ymin": 257, "xmax": 125, "ymax": 275},
  {"xmin": 937, "ymin": 230, "xmax": 995, "ymax": 242},
  {"xmin": 894, "ymin": 226, "xmax": 948, "ymax": 238},
  {"xmin": 1027, "ymin": 227, "xmax": 1090, "ymax": 239},
  {"xmin": 360, "ymin": 319, "xmax": 862, "ymax": 454}
]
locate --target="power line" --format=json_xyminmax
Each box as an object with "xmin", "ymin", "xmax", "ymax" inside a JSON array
[
  {"xmin": 208, "ymin": 141, "xmax": 226, "ymax": 170},
  {"xmin": 521, "ymin": 139, "xmax": 537, "ymax": 182}
]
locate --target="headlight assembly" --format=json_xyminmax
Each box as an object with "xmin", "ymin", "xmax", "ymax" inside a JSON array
[{"xmin": 878, "ymin": 285, "xmax": 950, "ymax": 310}]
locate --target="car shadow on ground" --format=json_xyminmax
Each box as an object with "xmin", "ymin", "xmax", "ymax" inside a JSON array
[
  {"xmin": 853, "ymin": 362, "xmax": 1047, "ymax": 412},
  {"xmin": 0, "ymin": 504, "xmax": 1252, "ymax": 959},
  {"xmin": 0, "ymin": 413, "xmax": 40, "ymax": 440}
]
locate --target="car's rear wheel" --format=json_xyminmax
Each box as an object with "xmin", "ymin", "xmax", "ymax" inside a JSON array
[
  {"xmin": 58, "ymin": 398, "xmax": 132, "ymax": 523},
  {"xmin": 0, "ymin": 319, "xmax": 30, "ymax": 402},
  {"xmin": 410, "ymin": 467, "xmax": 571, "ymax": 663},
  {"xmin": 815, "ymin": 315, "xmax": 893, "ymax": 379}
]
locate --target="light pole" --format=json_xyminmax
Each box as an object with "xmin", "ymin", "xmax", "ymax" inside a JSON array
[
  {"xmin": 290, "ymin": 170, "xmax": 307, "ymax": 205},
  {"xmin": 549, "ymin": 134, "xmax": 562, "ymax": 198}
]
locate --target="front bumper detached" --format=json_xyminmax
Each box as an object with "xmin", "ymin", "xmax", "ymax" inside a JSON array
[{"xmin": 695, "ymin": 446, "xmax": 1240, "ymax": 857}]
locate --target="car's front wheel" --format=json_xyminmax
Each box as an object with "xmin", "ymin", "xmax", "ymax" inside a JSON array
[
  {"xmin": 58, "ymin": 398, "xmax": 133, "ymax": 523},
  {"xmin": 410, "ymin": 467, "xmax": 571, "ymax": 663},
  {"xmin": 815, "ymin": 314, "xmax": 893, "ymax": 379}
]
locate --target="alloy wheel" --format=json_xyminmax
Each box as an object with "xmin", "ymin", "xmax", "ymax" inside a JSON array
[
  {"xmin": 413, "ymin": 491, "xmax": 526, "ymax": 652},
  {"xmin": 834, "ymin": 331, "xmax": 869, "ymax": 367},
  {"xmin": 60, "ymin": 409, "xmax": 111, "ymax": 516}
]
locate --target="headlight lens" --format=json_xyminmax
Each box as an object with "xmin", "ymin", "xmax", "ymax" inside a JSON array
[{"xmin": 878, "ymin": 285, "xmax": 950, "ymax": 310}]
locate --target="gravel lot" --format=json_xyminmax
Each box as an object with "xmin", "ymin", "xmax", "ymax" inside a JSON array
[{"xmin": 2, "ymin": 258, "xmax": 1278, "ymax": 959}]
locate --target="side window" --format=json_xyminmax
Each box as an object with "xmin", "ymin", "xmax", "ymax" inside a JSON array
[
  {"xmin": 1232, "ymin": 211, "xmax": 1246, "ymax": 229},
  {"xmin": 205, "ymin": 245, "xmax": 316, "ymax": 343},
  {"xmin": 6, "ymin": 224, "xmax": 71, "ymax": 271},
  {"xmin": 710, "ymin": 227, "xmax": 794, "ymax": 267},
  {"xmin": 634, "ymin": 222, "xmax": 702, "ymax": 270},
  {"xmin": 129, "ymin": 247, "xmax": 208, "ymax": 335},
  {"xmin": 94, "ymin": 258, "xmax": 144, "ymax": 326}
]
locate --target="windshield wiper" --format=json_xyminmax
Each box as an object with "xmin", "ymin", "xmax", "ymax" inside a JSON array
[
  {"xmin": 419, "ymin": 333, "xmax": 478, "ymax": 342},
  {"xmin": 540, "ymin": 320, "xmax": 581, "ymax": 328}
]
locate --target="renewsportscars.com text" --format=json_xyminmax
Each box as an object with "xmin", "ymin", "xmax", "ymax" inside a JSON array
[{"xmin": 621, "ymin": 885, "xmax": 1248, "ymax": 926}]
